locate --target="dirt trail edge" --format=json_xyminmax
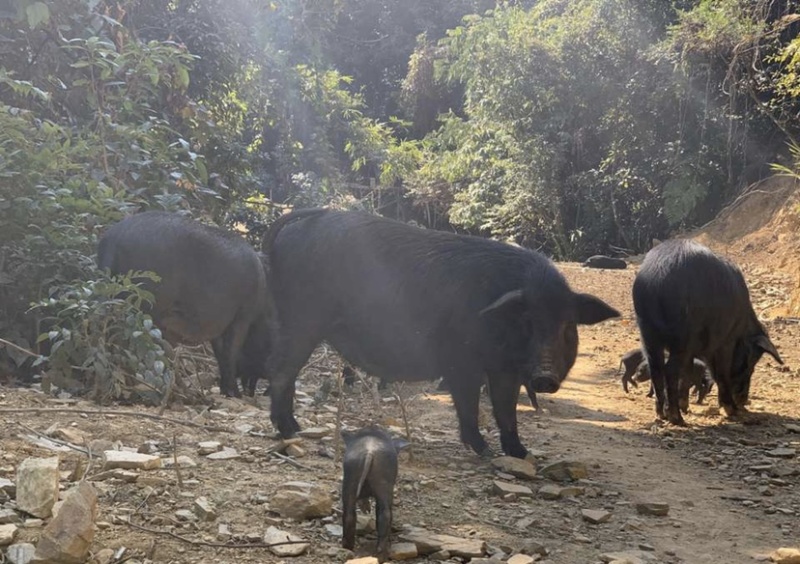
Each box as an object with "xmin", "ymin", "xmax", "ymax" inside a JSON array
[{"xmin": 536, "ymin": 355, "xmax": 791, "ymax": 563}]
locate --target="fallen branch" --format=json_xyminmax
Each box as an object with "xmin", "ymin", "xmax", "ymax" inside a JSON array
[
  {"xmin": 270, "ymin": 450, "xmax": 313, "ymax": 471},
  {"xmin": 0, "ymin": 407, "xmax": 232, "ymax": 433},
  {"xmin": 394, "ymin": 386, "xmax": 415, "ymax": 462},
  {"xmin": 0, "ymin": 337, "xmax": 42, "ymax": 359},
  {"xmin": 17, "ymin": 422, "xmax": 89, "ymax": 455},
  {"xmin": 124, "ymin": 518, "xmax": 309, "ymax": 549}
]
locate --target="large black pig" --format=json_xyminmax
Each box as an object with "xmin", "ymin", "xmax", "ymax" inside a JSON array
[
  {"xmin": 632, "ymin": 239, "xmax": 782, "ymax": 425},
  {"xmin": 97, "ymin": 211, "xmax": 276, "ymax": 397},
  {"xmin": 262, "ymin": 209, "xmax": 619, "ymax": 459}
]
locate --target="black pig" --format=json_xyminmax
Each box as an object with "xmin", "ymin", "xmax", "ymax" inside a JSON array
[
  {"xmin": 583, "ymin": 255, "xmax": 628, "ymax": 269},
  {"xmin": 619, "ymin": 349, "xmax": 645, "ymax": 394},
  {"xmin": 263, "ymin": 209, "xmax": 619, "ymax": 458},
  {"xmin": 341, "ymin": 426, "xmax": 407, "ymax": 562},
  {"xmin": 98, "ymin": 211, "xmax": 276, "ymax": 397},
  {"xmin": 632, "ymin": 239, "xmax": 782, "ymax": 424},
  {"xmin": 621, "ymin": 349, "xmax": 714, "ymax": 410}
]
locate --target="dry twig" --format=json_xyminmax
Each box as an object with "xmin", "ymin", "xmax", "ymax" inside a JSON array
[
  {"xmin": 270, "ymin": 450, "xmax": 313, "ymax": 471},
  {"xmin": 16, "ymin": 422, "xmax": 89, "ymax": 455},
  {"xmin": 124, "ymin": 519, "xmax": 309, "ymax": 549}
]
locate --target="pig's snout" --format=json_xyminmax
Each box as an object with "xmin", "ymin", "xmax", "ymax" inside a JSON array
[{"xmin": 530, "ymin": 377, "xmax": 560, "ymax": 394}]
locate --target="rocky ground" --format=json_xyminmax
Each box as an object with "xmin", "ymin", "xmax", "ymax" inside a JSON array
[{"xmin": 1, "ymin": 261, "xmax": 799, "ymax": 564}]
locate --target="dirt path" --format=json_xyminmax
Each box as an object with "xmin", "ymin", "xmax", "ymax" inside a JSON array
[
  {"xmin": 0, "ymin": 263, "xmax": 797, "ymax": 564},
  {"xmin": 534, "ymin": 356, "xmax": 796, "ymax": 563}
]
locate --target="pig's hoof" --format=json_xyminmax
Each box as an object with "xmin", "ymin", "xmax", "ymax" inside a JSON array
[
  {"xmin": 479, "ymin": 447, "xmax": 495, "ymax": 459},
  {"xmin": 667, "ymin": 413, "xmax": 686, "ymax": 426}
]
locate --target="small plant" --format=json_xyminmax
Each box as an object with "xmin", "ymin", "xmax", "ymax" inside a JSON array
[{"xmin": 31, "ymin": 270, "xmax": 173, "ymax": 405}]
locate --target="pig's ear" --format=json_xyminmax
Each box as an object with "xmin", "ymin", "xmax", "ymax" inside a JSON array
[
  {"xmin": 754, "ymin": 334, "xmax": 783, "ymax": 365},
  {"xmin": 392, "ymin": 438, "xmax": 410, "ymax": 452},
  {"xmin": 480, "ymin": 289, "xmax": 524, "ymax": 316},
  {"xmin": 575, "ymin": 293, "xmax": 620, "ymax": 325}
]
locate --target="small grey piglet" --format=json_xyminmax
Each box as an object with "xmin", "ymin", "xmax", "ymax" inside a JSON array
[{"xmin": 341, "ymin": 425, "xmax": 408, "ymax": 562}]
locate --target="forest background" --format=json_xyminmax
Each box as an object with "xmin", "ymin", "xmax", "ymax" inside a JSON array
[{"xmin": 2, "ymin": 0, "xmax": 800, "ymax": 400}]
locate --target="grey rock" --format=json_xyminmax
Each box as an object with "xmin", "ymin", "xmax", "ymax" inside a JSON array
[
  {"xmin": 197, "ymin": 441, "xmax": 222, "ymax": 455},
  {"xmin": 0, "ymin": 524, "xmax": 19, "ymax": 546},
  {"xmin": 264, "ymin": 526, "xmax": 309, "ymax": 557},
  {"xmin": 388, "ymin": 542, "xmax": 418, "ymax": 560},
  {"xmin": 206, "ymin": 448, "xmax": 240, "ymax": 461},
  {"xmin": 0, "ymin": 508, "xmax": 21, "ymax": 524},
  {"xmin": 492, "ymin": 481, "xmax": 533, "ymax": 498},
  {"xmin": 581, "ymin": 509, "xmax": 611, "ymax": 524},
  {"xmin": 175, "ymin": 509, "xmax": 197, "ymax": 522},
  {"xmin": 766, "ymin": 448, "xmax": 796, "ymax": 459},
  {"xmin": 32, "ymin": 482, "xmax": 97, "ymax": 564},
  {"xmin": 491, "ymin": 457, "xmax": 537, "ymax": 480},
  {"xmin": 297, "ymin": 427, "xmax": 330, "ymax": 439},
  {"xmin": 101, "ymin": 451, "xmax": 161, "ymax": 471},
  {"xmin": 636, "ymin": 502, "xmax": 670, "ymax": 517},
  {"xmin": 519, "ymin": 540, "xmax": 548, "ymax": 556},
  {"xmin": 539, "ymin": 460, "xmax": 588, "ymax": 482},
  {"xmin": 161, "ymin": 455, "xmax": 198, "ymax": 468},
  {"xmin": 6, "ymin": 543, "xmax": 36, "ymax": 564},
  {"xmin": 0, "ymin": 477, "xmax": 16, "ymax": 496},
  {"xmin": 193, "ymin": 497, "xmax": 218, "ymax": 521},
  {"xmin": 507, "ymin": 555, "xmax": 537, "ymax": 564},
  {"xmin": 398, "ymin": 526, "xmax": 487, "ymax": 557},
  {"xmin": 16, "ymin": 457, "xmax": 60, "ymax": 518},
  {"xmin": 270, "ymin": 482, "xmax": 333, "ymax": 519}
]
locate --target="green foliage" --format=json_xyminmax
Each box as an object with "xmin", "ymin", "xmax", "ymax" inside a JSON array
[
  {"xmin": 32, "ymin": 271, "xmax": 173, "ymax": 404},
  {"xmin": 408, "ymin": 1, "xmax": 724, "ymax": 257}
]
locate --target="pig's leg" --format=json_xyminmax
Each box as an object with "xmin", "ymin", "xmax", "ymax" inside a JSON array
[
  {"xmin": 341, "ymin": 470, "xmax": 359, "ymax": 551},
  {"xmin": 446, "ymin": 371, "xmax": 492, "ymax": 457},
  {"xmin": 374, "ymin": 491, "xmax": 393, "ymax": 562},
  {"xmin": 487, "ymin": 375, "xmax": 527, "ymax": 459}
]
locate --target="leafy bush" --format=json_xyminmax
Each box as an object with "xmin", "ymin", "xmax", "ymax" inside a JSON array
[{"xmin": 31, "ymin": 271, "xmax": 172, "ymax": 405}]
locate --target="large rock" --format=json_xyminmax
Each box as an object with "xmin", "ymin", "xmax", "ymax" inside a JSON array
[
  {"xmin": 491, "ymin": 457, "xmax": 537, "ymax": 480},
  {"xmin": 771, "ymin": 548, "xmax": 800, "ymax": 564},
  {"xmin": 0, "ymin": 524, "xmax": 19, "ymax": 546},
  {"xmin": 507, "ymin": 555, "xmax": 536, "ymax": 564},
  {"xmin": 581, "ymin": 509, "xmax": 611, "ymax": 524},
  {"xmin": 101, "ymin": 451, "xmax": 161, "ymax": 471},
  {"xmin": 398, "ymin": 526, "xmax": 487, "ymax": 558},
  {"xmin": 492, "ymin": 481, "xmax": 533, "ymax": 498},
  {"xmin": 539, "ymin": 460, "xmax": 588, "ymax": 482},
  {"xmin": 7, "ymin": 543, "xmax": 36, "ymax": 564},
  {"xmin": 0, "ymin": 477, "xmax": 16, "ymax": 497},
  {"xmin": 32, "ymin": 482, "xmax": 97, "ymax": 564},
  {"xmin": 263, "ymin": 526, "xmax": 309, "ymax": 557},
  {"xmin": 0, "ymin": 508, "xmax": 22, "ymax": 524},
  {"xmin": 270, "ymin": 482, "xmax": 333, "ymax": 519},
  {"xmin": 16, "ymin": 457, "xmax": 60, "ymax": 518},
  {"xmin": 388, "ymin": 542, "xmax": 418, "ymax": 560},
  {"xmin": 193, "ymin": 497, "xmax": 217, "ymax": 521}
]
